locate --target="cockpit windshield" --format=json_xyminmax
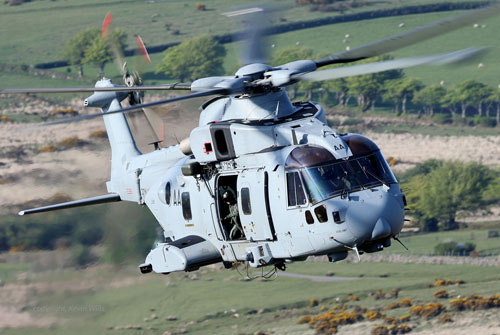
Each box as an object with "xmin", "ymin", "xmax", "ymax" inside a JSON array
[{"xmin": 285, "ymin": 135, "xmax": 397, "ymax": 204}]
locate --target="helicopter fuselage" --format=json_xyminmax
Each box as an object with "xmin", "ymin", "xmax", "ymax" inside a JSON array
[{"xmin": 135, "ymin": 92, "xmax": 405, "ymax": 273}]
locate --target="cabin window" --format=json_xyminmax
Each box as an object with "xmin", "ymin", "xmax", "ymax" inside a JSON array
[
  {"xmin": 241, "ymin": 187, "xmax": 252, "ymax": 215},
  {"xmin": 314, "ymin": 205, "xmax": 328, "ymax": 223},
  {"xmin": 181, "ymin": 192, "xmax": 192, "ymax": 220},
  {"xmin": 305, "ymin": 210, "xmax": 314, "ymax": 224},
  {"xmin": 165, "ymin": 182, "xmax": 171, "ymax": 205},
  {"xmin": 286, "ymin": 172, "xmax": 307, "ymax": 207}
]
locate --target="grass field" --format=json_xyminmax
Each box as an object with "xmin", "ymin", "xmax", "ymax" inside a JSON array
[
  {"xmin": 0, "ymin": 0, "xmax": 485, "ymax": 65},
  {"xmin": 1, "ymin": 258, "xmax": 499, "ymax": 335},
  {"xmin": 2, "ymin": 0, "xmax": 500, "ymax": 91},
  {"xmin": 385, "ymin": 228, "xmax": 500, "ymax": 255}
]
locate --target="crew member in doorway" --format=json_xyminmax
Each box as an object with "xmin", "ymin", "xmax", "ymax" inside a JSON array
[{"xmin": 222, "ymin": 191, "xmax": 243, "ymax": 240}]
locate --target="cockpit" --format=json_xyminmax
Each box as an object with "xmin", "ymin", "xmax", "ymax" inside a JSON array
[{"xmin": 285, "ymin": 134, "xmax": 397, "ymax": 205}]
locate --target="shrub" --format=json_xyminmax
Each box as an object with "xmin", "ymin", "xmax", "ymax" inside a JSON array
[
  {"xmin": 196, "ymin": 2, "xmax": 206, "ymax": 10},
  {"xmin": 434, "ymin": 279, "xmax": 452, "ymax": 287},
  {"xmin": 90, "ymin": 129, "xmax": 107, "ymax": 139},
  {"xmin": 410, "ymin": 303, "xmax": 445, "ymax": 319},
  {"xmin": 450, "ymin": 294, "xmax": 500, "ymax": 311},
  {"xmin": 371, "ymin": 325, "xmax": 389, "ymax": 335},
  {"xmin": 476, "ymin": 116, "xmax": 497, "ymax": 127},
  {"xmin": 38, "ymin": 145, "xmax": 58, "ymax": 153},
  {"xmin": 384, "ymin": 303, "xmax": 399, "ymax": 311},
  {"xmin": 328, "ymin": 117, "xmax": 341, "ymax": 127},
  {"xmin": 439, "ymin": 313, "xmax": 453, "ymax": 323},
  {"xmin": 399, "ymin": 298, "xmax": 412, "ymax": 307},
  {"xmin": 310, "ymin": 298, "xmax": 319, "ymax": 307},
  {"xmin": 348, "ymin": 294, "xmax": 359, "ymax": 301},
  {"xmin": 488, "ymin": 230, "xmax": 499, "ymax": 238},
  {"xmin": 386, "ymin": 156, "xmax": 399, "ymax": 167},
  {"xmin": 70, "ymin": 243, "xmax": 96, "ymax": 268},
  {"xmin": 58, "ymin": 136, "xmax": 86, "ymax": 149},
  {"xmin": 342, "ymin": 117, "xmax": 363, "ymax": 126},
  {"xmin": 365, "ymin": 310, "xmax": 384, "ymax": 321},
  {"xmin": 433, "ymin": 289, "xmax": 449, "ymax": 299},
  {"xmin": 374, "ymin": 289, "xmax": 386, "ymax": 300},
  {"xmin": 432, "ymin": 113, "xmax": 452, "ymax": 124},
  {"xmin": 297, "ymin": 315, "xmax": 311, "ymax": 324},
  {"xmin": 434, "ymin": 241, "xmax": 476, "ymax": 256},
  {"xmin": 388, "ymin": 288, "xmax": 400, "ymax": 299}
]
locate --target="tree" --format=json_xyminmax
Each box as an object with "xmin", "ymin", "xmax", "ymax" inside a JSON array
[
  {"xmin": 61, "ymin": 27, "xmax": 100, "ymax": 78},
  {"xmin": 346, "ymin": 55, "xmax": 403, "ymax": 111},
  {"xmin": 156, "ymin": 36, "xmax": 226, "ymax": 82},
  {"xmin": 383, "ymin": 78, "xmax": 424, "ymax": 115},
  {"xmin": 271, "ymin": 47, "xmax": 314, "ymax": 67},
  {"xmin": 405, "ymin": 161, "xmax": 496, "ymax": 231},
  {"xmin": 451, "ymin": 80, "xmax": 490, "ymax": 119},
  {"xmin": 485, "ymin": 88, "xmax": 500, "ymax": 123},
  {"xmin": 413, "ymin": 84, "xmax": 446, "ymax": 116},
  {"xmin": 83, "ymin": 29, "xmax": 127, "ymax": 77}
]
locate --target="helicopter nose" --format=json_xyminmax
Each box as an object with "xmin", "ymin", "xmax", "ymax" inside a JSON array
[
  {"xmin": 371, "ymin": 217, "xmax": 392, "ymax": 240},
  {"xmin": 345, "ymin": 189, "xmax": 404, "ymax": 244}
]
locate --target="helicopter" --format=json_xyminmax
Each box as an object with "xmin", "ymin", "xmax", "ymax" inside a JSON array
[{"xmin": 3, "ymin": 4, "xmax": 499, "ymax": 276}]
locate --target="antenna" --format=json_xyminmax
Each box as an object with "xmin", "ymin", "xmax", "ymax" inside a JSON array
[{"xmin": 274, "ymin": 101, "xmax": 280, "ymax": 121}]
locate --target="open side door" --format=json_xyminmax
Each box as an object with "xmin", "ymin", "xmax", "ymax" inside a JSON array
[{"xmin": 237, "ymin": 169, "xmax": 275, "ymax": 241}]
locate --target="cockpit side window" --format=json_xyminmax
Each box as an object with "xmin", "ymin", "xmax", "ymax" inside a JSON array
[{"xmin": 286, "ymin": 171, "xmax": 307, "ymax": 207}]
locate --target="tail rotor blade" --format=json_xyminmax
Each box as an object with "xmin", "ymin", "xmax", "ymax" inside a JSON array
[
  {"xmin": 102, "ymin": 11, "xmax": 112, "ymax": 39},
  {"xmin": 136, "ymin": 34, "xmax": 151, "ymax": 65}
]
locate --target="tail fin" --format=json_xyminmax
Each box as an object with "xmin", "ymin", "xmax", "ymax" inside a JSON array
[{"xmin": 85, "ymin": 79, "xmax": 141, "ymax": 202}]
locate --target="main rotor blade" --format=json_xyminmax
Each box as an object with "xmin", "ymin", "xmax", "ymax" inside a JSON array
[
  {"xmin": 1, "ymin": 84, "xmax": 191, "ymax": 94},
  {"xmin": 297, "ymin": 47, "xmax": 484, "ymax": 82},
  {"xmin": 225, "ymin": 5, "xmax": 269, "ymax": 65},
  {"xmin": 314, "ymin": 3, "xmax": 500, "ymax": 68},
  {"xmin": 44, "ymin": 88, "xmax": 227, "ymax": 125}
]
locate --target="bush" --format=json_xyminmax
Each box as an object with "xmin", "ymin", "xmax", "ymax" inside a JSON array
[
  {"xmin": 439, "ymin": 313, "xmax": 453, "ymax": 323},
  {"xmin": 434, "ymin": 241, "xmax": 476, "ymax": 256},
  {"xmin": 297, "ymin": 315, "xmax": 311, "ymax": 324},
  {"xmin": 342, "ymin": 117, "xmax": 363, "ymax": 126},
  {"xmin": 70, "ymin": 244, "xmax": 96, "ymax": 268},
  {"xmin": 310, "ymin": 298, "xmax": 319, "ymax": 307},
  {"xmin": 371, "ymin": 325, "xmax": 389, "ymax": 335},
  {"xmin": 433, "ymin": 289, "xmax": 449, "ymax": 299},
  {"xmin": 328, "ymin": 117, "xmax": 341, "ymax": 127},
  {"xmin": 58, "ymin": 136, "xmax": 86, "ymax": 149},
  {"xmin": 90, "ymin": 129, "xmax": 108, "ymax": 139},
  {"xmin": 432, "ymin": 113, "xmax": 452, "ymax": 124},
  {"xmin": 488, "ymin": 230, "xmax": 499, "ymax": 238},
  {"xmin": 365, "ymin": 310, "xmax": 384, "ymax": 321},
  {"xmin": 38, "ymin": 145, "xmax": 58, "ymax": 153},
  {"xmin": 410, "ymin": 303, "xmax": 445, "ymax": 319},
  {"xmin": 474, "ymin": 116, "xmax": 497, "ymax": 128},
  {"xmin": 450, "ymin": 294, "xmax": 500, "ymax": 311}
]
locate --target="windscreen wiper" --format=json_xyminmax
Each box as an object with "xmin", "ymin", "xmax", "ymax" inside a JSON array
[{"xmin": 362, "ymin": 166, "xmax": 389, "ymax": 187}]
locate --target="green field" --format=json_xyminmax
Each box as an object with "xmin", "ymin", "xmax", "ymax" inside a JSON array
[
  {"xmin": 385, "ymin": 228, "xmax": 500, "ymax": 256},
  {"xmin": 2, "ymin": 0, "xmax": 500, "ymax": 91},
  {"xmin": 1, "ymin": 259, "xmax": 499, "ymax": 335}
]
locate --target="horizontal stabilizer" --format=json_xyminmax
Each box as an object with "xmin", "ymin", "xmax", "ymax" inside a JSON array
[{"xmin": 18, "ymin": 194, "xmax": 121, "ymax": 216}]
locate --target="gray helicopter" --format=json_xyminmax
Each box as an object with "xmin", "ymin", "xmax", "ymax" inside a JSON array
[{"xmin": 4, "ymin": 4, "xmax": 499, "ymax": 275}]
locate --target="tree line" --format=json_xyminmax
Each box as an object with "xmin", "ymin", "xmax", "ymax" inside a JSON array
[{"xmin": 62, "ymin": 30, "xmax": 500, "ymax": 126}]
